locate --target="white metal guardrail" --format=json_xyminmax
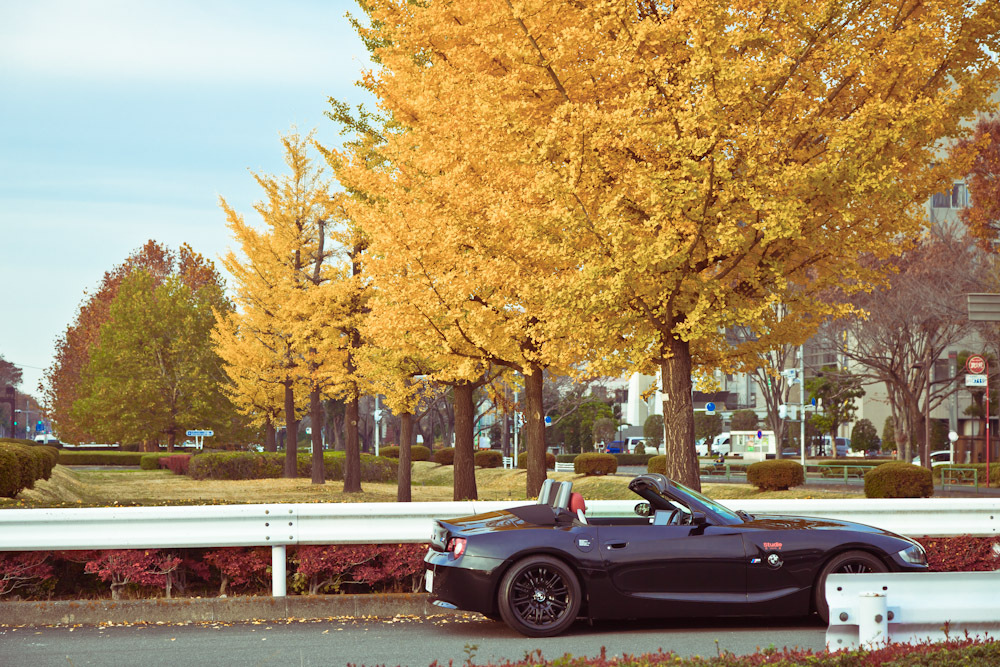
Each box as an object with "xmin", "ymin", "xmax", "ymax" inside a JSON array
[
  {"xmin": 2, "ymin": 499, "xmax": 999, "ymax": 596},
  {"xmin": 825, "ymin": 571, "xmax": 1000, "ymax": 650}
]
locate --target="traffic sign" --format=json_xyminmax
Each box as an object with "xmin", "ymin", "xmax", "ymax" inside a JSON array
[
  {"xmin": 544, "ymin": 415, "xmax": 552, "ymax": 426},
  {"xmin": 967, "ymin": 355, "xmax": 987, "ymax": 375},
  {"xmin": 966, "ymin": 374, "xmax": 988, "ymax": 387},
  {"xmin": 186, "ymin": 430, "xmax": 214, "ymax": 437},
  {"xmin": 705, "ymin": 402, "xmax": 716, "ymax": 415}
]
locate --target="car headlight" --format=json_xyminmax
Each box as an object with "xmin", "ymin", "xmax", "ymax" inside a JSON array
[{"xmin": 898, "ymin": 544, "xmax": 927, "ymax": 566}]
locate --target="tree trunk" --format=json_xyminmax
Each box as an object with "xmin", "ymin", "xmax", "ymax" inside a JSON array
[
  {"xmin": 525, "ymin": 363, "xmax": 547, "ymax": 499},
  {"xmin": 343, "ymin": 392, "xmax": 362, "ymax": 493},
  {"xmin": 398, "ymin": 412, "xmax": 413, "ymax": 502},
  {"xmin": 283, "ymin": 379, "xmax": 298, "ymax": 478},
  {"xmin": 659, "ymin": 337, "xmax": 700, "ymax": 491},
  {"xmin": 452, "ymin": 382, "xmax": 477, "ymax": 500},
  {"xmin": 310, "ymin": 387, "xmax": 325, "ymax": 484},
  {"xmin": 166, "ymin": 431, "xmax": 175, "ymax": 452},
  {"xmin": 264, "ymin": 419, "xmax": 277, "ymax": 453}
]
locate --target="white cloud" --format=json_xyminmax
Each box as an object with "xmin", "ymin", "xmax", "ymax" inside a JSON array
[{"xmin": 0, "ymin": 0, "xmax": 371, "ymax": 85}]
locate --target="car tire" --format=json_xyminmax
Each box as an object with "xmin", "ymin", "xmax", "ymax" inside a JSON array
[
  {"xmin": 497, "ymin": 555, "xmax": 581, "ymax": 637},
  {"xmin": 813, "ymin": 550, "xmax": 887, "ymax": 623}
]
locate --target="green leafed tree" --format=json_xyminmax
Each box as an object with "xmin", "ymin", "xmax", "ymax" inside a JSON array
[
  {"xmin": 730, "ymin": 410, "xmax": 759, "ymax": 432},
  {"xmin": 72, "ymin": 266, "xmax": 247, "ymax": 449},
  {"xmin": 805, "ymin": 366, "xmax": 865, "ymax": 458},
  {"xmin": 643, "ymin": 414, "xmax": 664, "ymax": 452}
]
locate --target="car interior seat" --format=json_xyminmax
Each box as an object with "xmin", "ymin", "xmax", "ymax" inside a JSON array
[{"xmin": 569, "ymin": 492, "xmax": 587, "ymax": 524}]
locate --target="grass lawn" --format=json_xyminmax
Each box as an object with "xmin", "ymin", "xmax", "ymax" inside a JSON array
[{"xmin": 2, "ymin": 460, "xmax": 864, "ymax": 509}]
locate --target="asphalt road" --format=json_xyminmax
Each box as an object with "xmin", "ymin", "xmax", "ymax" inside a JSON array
[{"xmin": 0, "ymin": 614, "xmax": 827, "ymax": 667}]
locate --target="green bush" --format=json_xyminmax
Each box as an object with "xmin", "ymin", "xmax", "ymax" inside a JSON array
[
  {"xmin": 865, "ymin": 462, "xmax": 933, "ymax": 498},
  {"xmin": 35, "ymin": 445, "xmax": 59, "ymax": 478},
  {"xmin": 411, "ymin": 445, "xmax": 430, "ymax": 461},
  {"xmin": 379, "ymin": 446, "xmax": 400, "ymax": 459},
  {"xmin": 0, "ymin": 444, "xmax": 37, "ymax": 492},
  {"xmin": 647, "ymin": 455, "xmax": 666, "ymax": 474},
  {"xmin": 517, "ymin": 452, "xmax": 556, "ymax": 469},
  {"xmin": 433, "ymin": 448, "xmax": 455, "ymax": 465},
  {"xmin": 0, "ymin": 447, "xmax": 24, "ymax": 498},
  {"xmin": 474, "ymin": 450, "xmax": 503, "ymax": 468},
  {"xmin": 746, "ymin": 460, "xmax": 804, "ymax": 491},
  {"xmin": 573, "ymin": 453, "xmax": 617, "ymax": 476},
  {"xmin": 189, "ymin": 452, "xmax": 282, "ymax": 480},
  {"xmin": 56, "ymin": 451, "xmax": 146, "ymax": 466},
  {"xmin": 935, "ymin": 463, "xmax": 1000, "ymax": 486}
]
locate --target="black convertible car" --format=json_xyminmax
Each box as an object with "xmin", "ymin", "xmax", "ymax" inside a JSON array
[{"xmin": 424, "ymin": 473, "xmax": 927, "ymax": 637}]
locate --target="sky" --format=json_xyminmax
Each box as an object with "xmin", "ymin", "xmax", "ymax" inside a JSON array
[{"xmin": 0, "ymin": 0, "xmax": 373, "ymax": 399}]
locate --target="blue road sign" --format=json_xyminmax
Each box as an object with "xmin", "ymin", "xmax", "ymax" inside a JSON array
[{"xmin": 186, "ymin": 429, "xmax": 214, "ymax": 437}]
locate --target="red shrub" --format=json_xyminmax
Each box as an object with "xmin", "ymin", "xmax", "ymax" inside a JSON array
[
  {"xmin": 917, "ymin": 535, "xmax": 1000, "ymax": 572},
  {"xmin": 203, "ymin": 547, "xmax": 270, "ymax": 596},
  {"xmin": 159, "ymin": 454, "xmax": 192, "ymax": 475},
  {"xmin": 83, "ymin": 549, "xmax": 182, "ymax": 600},
  {"xmin": 292, "ymin": 544, "xmax": 427, "ymax": 595},
  {"xmin": 0, "ymin": 552, "xmax": 54, "ymax": 597}
]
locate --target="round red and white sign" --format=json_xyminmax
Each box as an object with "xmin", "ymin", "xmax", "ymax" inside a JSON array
[{"xmin": 967, "ymin": 355, "xmax": 987, "ymax": 374}]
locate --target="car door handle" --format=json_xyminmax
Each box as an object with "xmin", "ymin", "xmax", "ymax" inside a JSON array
[{"xmin": 606, "ymin": 542, "xmax": 628, "ymax": 549}]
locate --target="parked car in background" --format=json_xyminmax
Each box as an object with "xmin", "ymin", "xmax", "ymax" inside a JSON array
[
  {"xmin": 33, "ymin": 434, "xmax": 60, "ymax": 445},
  {"xmin": 816, "ymin": 436, "xmax": 850, "ymax": 457},
  {"xmin": 912, "ymin": 450, "xmax": 954, "ymax": 467}
]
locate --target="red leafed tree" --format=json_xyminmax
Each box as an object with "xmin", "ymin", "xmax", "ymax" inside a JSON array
[
  {"xmin": 203, "ymin": 548, "xmax": 270, "ymax": 596},
  {"xmin": 0, "ymin": 552, "xmax": 54, "ymax": 597},
  {"xmin": 83, "ymin": 550, "xmax": 182, "ymax": 600},
  {"xmin": 292, "ymin": 544, "xmax": 427, "ymax": 595},
  {"xmin": 352, "ymin": 544, "xmax": 426, "ymax": 591},
  {"xmin": 957, "ymin": 118, "xmax": 1000, "ymax": 252}
]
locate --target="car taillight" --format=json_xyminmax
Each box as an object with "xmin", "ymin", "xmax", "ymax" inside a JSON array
[{"xmin": 447, "ymin": 537, "xmax": 467, "ymax": 558}]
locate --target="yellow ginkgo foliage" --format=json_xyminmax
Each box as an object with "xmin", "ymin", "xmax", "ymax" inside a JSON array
[{"xmin": 345, "ymin": 0, "xmax": 999, "ymax": 488}]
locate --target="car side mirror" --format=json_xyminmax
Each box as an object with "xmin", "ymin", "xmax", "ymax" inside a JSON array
[
  {"xmin": 690, "ymin": 511, "xmax": 708, "ymax": 526},
  {"xmin": 634, "ymin": 502, "xmax": 651, "ymax": 517}
]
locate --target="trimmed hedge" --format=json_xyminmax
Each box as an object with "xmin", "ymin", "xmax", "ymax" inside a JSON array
[
  {"xmin": 374, "ymin": 445, "xmax": 431, "ymax": 462},
  {"xmin": 187, "ymin": 451, "xmax": 397, "ymax": 482},
  {"xmin": 937, "ymin": 463, "xmax": 1000, "ymax": 486},
  {"xmin": 159, "ymin": 454, "xmax": 192, "ymax": 475},
  {"xmin": 474, "ymin": 450, "xmax": 503, "ymax": 468},
  {"xmin": 573, "ymin": 453, "xmax": 617, "ymax": 476},
  {"xmin": 557, "ymin": 453, "xmax": 654, "ymax": 466},
  {"xmin": 57, "ymin": 451, "xmax": 146, "ymax": 466},
  {"xmin": 864, "ymin": 461, "xmax": 934, "ymax": 498},
  {"xmin": 517, "ymin": 452, "xmax": 556, "ymax": 470},
  {"xmin": 746, "ymin": 460, "xmax": 804, "ymax": 491},
  {"xmin": 433, "ymin": 448, "xmax": 455, "ymax": 466},
  {"xmin": 0, "ymin": 441, "xmax": 60, "ymax": 497},
  {"xmin": 140, "ymin": 453, "xmax": 191, "ymax": 470},
  {"xmin": 647, "ymin": 455, "xmax": 666, "ymax": 474},
  {"xmin": 0, "ymin": 447, "xmax": 23, "ymax": 497}
]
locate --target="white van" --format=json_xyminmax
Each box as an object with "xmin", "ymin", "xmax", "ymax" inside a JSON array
[{"xmin": 711, "ymin": 432, "xmax": 731, "ymax": 455}]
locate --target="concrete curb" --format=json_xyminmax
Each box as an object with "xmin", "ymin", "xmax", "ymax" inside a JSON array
[{"xmin": 0, "ymin": 593, "xmax": 460, "ymax": 627}]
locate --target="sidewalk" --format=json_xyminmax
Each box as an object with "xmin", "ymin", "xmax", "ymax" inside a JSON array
[{"xmin": 0, "ymin": 592, "xmax": 457, "ymax": 627}]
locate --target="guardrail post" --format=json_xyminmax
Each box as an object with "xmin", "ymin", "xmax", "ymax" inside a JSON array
[
  {"xmin": 271, "ymin": 545, "xmax": 287, "ymax": 597},
  {"xmin": 857, "ymin": 592, "xmax": 888, "ymax": 648}
]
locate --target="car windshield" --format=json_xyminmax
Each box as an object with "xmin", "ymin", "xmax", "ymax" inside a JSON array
[{"xmin": 671, "ymin": 480, "xmax": 744, "ymax": 524}]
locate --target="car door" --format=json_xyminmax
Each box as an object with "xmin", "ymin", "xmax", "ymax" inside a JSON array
[{"xmin": 596, "ymin": 522, "xmax": 747, "ymax": 617}]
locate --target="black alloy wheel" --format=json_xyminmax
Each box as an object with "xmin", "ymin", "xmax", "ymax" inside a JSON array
[
  {"xmin": 497, "ymin": 555, "xmax": 581, "ymax": 637},
  {"xmin": 813, "ymin": 550, "xmax": 888, "ymax": 623}
]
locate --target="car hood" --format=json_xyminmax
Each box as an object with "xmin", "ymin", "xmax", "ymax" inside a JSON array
[{"xmin": 743, "ymin": 514, "xmax": 894, "ymax": 536}]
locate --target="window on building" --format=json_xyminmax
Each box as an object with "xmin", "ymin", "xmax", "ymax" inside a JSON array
[{"xmin": 931, "ymin": 183, "xmax": 968, "ymax": 209}]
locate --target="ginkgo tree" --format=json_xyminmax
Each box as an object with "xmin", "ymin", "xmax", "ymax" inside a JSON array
[
  {"xmin": 350, "ymin": 0, "xmax": 1000, "ymax": 489},
  {"xmin": 217, "ymin": 132, "xmax": 335, "ymax": 481}
]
